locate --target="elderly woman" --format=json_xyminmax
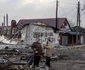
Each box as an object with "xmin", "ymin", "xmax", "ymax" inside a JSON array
[{"xmin": 44, "ymin": 37, "xmax": 54, "ymax": 67}]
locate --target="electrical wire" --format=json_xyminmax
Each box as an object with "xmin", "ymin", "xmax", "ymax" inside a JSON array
[
  {"xmin": 79, "ymin": 11, "xmax": 85, "ymax": 26},
  {"xmin": 69, "ymin": 12, "xmax": 77, "ymax": 22},
  {"xmin": 59, "ymin": 6, "xmax": 68, "ymax": 17},
  {"xmin": 59, "ymin": 1, "xmax": 77, "ymax": 6},
  {"xmin": 59, "ymin": 7, "xmax": 76, "ymax": 17}
]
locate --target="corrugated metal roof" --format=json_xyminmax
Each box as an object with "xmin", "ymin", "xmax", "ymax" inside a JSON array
[
  {"xmin": 67, "ymin": 31, "xmax": 83, "ymax": 35},
  {"xmin": 71, "ymin": 26, "xmax": 85, "ymax": 33},
  {"xmin": 59, "ymin": 28, "xmax": 71, "ymax": 33}
]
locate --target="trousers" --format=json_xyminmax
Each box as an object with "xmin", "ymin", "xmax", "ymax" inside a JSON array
[
  {"xmin": 34, "ymin": 56, "xmax": 41, "ymax": 66},
  {"xmin": 46, "ymin": 56, "xmax": 50, "ymax": 66}
]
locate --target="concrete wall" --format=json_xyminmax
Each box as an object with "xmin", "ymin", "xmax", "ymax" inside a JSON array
[{"xmin": 21, "ymin": 23, "xmax": 59, "ymax": 46}]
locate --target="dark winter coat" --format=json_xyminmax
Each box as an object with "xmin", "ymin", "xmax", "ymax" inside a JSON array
[{"xmin": 31, "ymin": 42, "xmax": 43, "ymax": 55}]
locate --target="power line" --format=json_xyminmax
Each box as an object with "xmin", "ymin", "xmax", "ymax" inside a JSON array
[
  {"xmin": 58, "ymin": 4, "xmax": 77, "ymax": 25},
  {"xmin": 59, "ymin": 7, "xmax": 76, "ymax": 17},
  {"xmin": 69, "ymin": 12, "xmax": 77, "ymax": 22},
  {"xmin": 59, "ymin": 6, "xmax": 68, "ymax": 17},
  {"xmin": 80, "ymin": 11, "xmax": 85, "ymax": 25},
  {"xmin": 59, "ymin": 1, "xmax": 77, "ymax": 6}
]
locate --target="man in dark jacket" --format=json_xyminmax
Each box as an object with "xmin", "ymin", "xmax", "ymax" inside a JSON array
[{"xmin": 31, "ymin": 38, "xmax": 43, "ymax": 67}]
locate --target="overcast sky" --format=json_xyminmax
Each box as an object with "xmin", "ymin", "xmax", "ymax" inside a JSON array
[{"xmin": 0, "ymin": 0, "xmax": 85, "ymax": 27}]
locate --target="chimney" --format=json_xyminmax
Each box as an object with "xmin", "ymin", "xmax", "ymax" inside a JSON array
[
  {"xmin": 4, "ymin": 16, "xmax": 5, "ymax": 26},
  {"xmin": 6, "ymin": 14, "xmax": 8, "ymax": 26},
  {"xmin": 2, "ymin": 22, "xmax": 4, "ymax": 26}
]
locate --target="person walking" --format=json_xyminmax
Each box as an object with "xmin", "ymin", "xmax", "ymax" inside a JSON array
[
  {"xmin": 31, "ymin": 38, "xmax": 43, "ymax": 68},
  {"xmin": 44, "ymin": 37, "xmax": 54, "ymax": 67}
]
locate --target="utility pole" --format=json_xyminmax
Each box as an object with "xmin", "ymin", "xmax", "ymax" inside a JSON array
[
  {"xmin": 56, "ymin": 0, "xmax": 58, "ymax": 29},
  {"xmin": 77, "ymin": 1, "xmax": 80, "ymax": 26},
  {"xmin": 54, "ymin": 0, "xmax": 58, "ymax": 33},
  {"xmin": 76, "ymin": 1, "xmax": 81, "ymax": 44},
  {"xmin": 4, "ymin": 16, "xmax": 5, "ymax": 26}
]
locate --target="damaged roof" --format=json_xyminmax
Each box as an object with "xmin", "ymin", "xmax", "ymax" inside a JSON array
[{"xmin": 17, "ymin": 18, "xmax": 69, "ymax": 30}]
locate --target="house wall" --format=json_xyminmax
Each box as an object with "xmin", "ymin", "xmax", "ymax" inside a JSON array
[
  {"xmin": 83, "ymin": 35, "xmax": 85, "ymax": 44},
  {"xmin": 80, "ymin": 35, "xmax": 85, "ymax": 44},
  {"xmin": 59, "ymin": 34, "xmax": 62, "ymax": 45},
  {"xmin": 67, "ymin": 35, "xmax": 83, "ymax": 45},
  {"xmin": 59, "ymin": 21, "xmax": 71, "ymax": 45},
  {"xmin": 59, "ymin": 34, "xmax": 77, "ymax": 45},
  {"xmin": 21, "ymin": 25, "xmax": 30, "ymax": 44},
  {"xmin": 61, "ymin": 35, "xmax": 68, "ymax": 45},
  {"xmin": 68, "ymin": 35, "xmax": 75, "ymax": 45},
  {"xmin": 21, "ymin": 24, "xmax": 59, "ymax": 46},
  {"xmin": 81, "ymin": 35, "xmax": 83, "ymax": 44},
  {"xmin": 68, "ymin": 35, "xmax": 71, "ymax": 45}
]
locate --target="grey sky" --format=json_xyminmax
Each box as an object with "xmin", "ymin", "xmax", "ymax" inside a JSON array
[{"xmin": 0, "ymin": 0, "xmax": 85, "ymax": 27}]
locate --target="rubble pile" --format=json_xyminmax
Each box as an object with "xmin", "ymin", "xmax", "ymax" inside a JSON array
[
  {"xmin": 0, "ymin": 65, "xmax": 16, "ymax": 70},
  {"xmin": 0, "ymin": 65, "xmax": 31, "ymax": 70}
]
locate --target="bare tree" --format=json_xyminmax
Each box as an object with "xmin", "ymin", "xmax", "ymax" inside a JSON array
[{"xmin": 68, "ymin": 21, "xmax": 75, "ymax": 27}]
